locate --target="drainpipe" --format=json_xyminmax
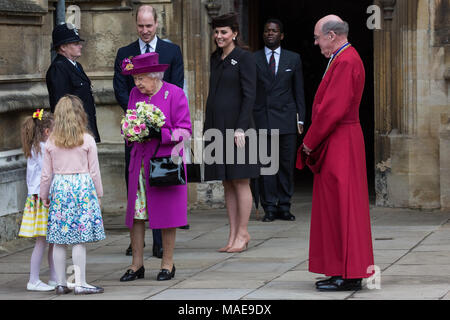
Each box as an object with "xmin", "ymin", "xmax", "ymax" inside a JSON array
[
  {"xmin": 56, "ymin": 0, "xmax": 66, "ymax": 25},
  {"xmin": 51, "ymin": 0, "xmax": 66, "ymax": 61}
]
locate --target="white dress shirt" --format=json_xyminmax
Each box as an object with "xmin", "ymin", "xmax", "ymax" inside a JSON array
[
  {"xmin": 139, "ymin": 36, "xmax": 158, "ymax": 54},
  {"xmin": 264, "ymin": 46, "xmax": 281, "ymax": 75}
]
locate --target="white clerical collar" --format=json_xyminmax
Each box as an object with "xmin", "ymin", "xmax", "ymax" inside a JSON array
[
  {"xmin": 265, "ymin": 46, "xmax": 281, "ymax": 56},
  {"xmin": 139, "ymin": 36, "xmax": 158, "ymax": 53}
]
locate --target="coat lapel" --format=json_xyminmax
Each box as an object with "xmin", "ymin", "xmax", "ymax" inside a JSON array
[
  {"xmin": 57, "ymin": 54, "xmax": 89, "ymax": 83},
  {"xmin": 255, "ymin": 50, "xmax": 275, "ymax": 85}
]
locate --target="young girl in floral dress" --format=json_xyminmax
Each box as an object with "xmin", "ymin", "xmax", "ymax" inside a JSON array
[
  {"xmin": 40, "ymin": 95, "xmax": 106, "ymax": 295},
  {"xmin": 19, "ymin": 109, "xmax": 57, "ymax": 291}
]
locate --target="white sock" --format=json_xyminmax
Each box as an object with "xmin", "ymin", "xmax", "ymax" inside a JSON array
[
  {"xmin": 72, "ymin": 244, "xmax": 94, "ymax": 288},
  {"xmin": 47, "ymin": 243, "xmax": 57, "ymax": 283},
  {"xmin": 53, "ymin": 244, "xmax": 67, "ymax": 286},
  {"xmin": 29, "ymin": 237, "xmax": 46, "ymax": 284}
]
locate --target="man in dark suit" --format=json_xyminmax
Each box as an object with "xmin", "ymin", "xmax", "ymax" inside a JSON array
[
  {"xmin": 46, "ymin": 23, "xmax": 101, "ymax": 142},
  {"xmin": 253, "ymin": 19, "xmax": 306, "ymax": 222},
  {"xmin": 113, "ymin": 5, "xmax": 184, "ymax": 258}
]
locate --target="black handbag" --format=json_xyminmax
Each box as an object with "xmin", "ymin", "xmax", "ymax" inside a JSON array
[
  {"xmin": 186, "ymin": 149, "xmax": 201, "ymax": 183},
  {"xmin": 148, "ymin": 141, "xmax": 186, "ymax": 187}
]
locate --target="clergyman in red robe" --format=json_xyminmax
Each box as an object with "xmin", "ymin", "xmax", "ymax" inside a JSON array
[{"xmin": 298, "ymin": 15, "xmax": 375, "ymax": 291}]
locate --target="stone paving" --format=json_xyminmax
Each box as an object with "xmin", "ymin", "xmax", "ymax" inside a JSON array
[{"xmin": 0, "ymin": 189, "xmax": 449, "ymax": 300}]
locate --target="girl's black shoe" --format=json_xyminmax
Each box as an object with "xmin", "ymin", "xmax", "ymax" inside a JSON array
[{"xmin": 120, "ymin": 266, "xmax": 145, "ymax": 282}]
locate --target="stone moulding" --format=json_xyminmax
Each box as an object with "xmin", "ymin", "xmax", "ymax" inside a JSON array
[{"xmin": 0, "ymin": 0, "xmax": 48, "ymax": 25}]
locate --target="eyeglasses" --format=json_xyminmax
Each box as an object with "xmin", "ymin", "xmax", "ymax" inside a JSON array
[{"xmin": 313, "ymin": 32, "xmax": 330, "ymax": 41}]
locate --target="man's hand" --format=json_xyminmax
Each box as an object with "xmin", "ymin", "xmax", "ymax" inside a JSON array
[
  {"xmin": 297, "ymin": 124, "xmax": 304, "ymax": 135},
  {"xmin": 303, "ymin": 143, "xmax": 312, "ymax": 156}
]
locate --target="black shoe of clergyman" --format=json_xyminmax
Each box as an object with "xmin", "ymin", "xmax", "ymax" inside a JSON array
[
  {"xmin": 278, "ymin": 211, "xmax": 296, "ymax": 221},
  {"xmin": 315, "ymin": 276, "xmax": 342, "ymax": 287},
  {"xmin": 120, "ymin": 266, "xmax": 145, "ymax": 282},
  {"xmin": 316, "ymin": 277, "xmax": 362, "ymax": 291},
  {"xmin": 157, "ymin": 265, "xmax": 176, "ymax": 281},
  {"xmin": 262, "ymin": 212, "xmax": 276, "ymax": 222}
]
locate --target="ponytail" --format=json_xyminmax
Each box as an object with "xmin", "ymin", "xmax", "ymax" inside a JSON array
[{"xmin": 20, "ymin": 110, "xmax": 54, "ymax": 158}]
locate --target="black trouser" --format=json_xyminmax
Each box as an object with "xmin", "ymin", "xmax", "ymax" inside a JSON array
[
  {"xmin": 125, "ymin": 144, "xmax": 162, "ymax": 248},
  {"xmin": 258, "ymin": 133, "xmax": 297, "ymax": 214}
]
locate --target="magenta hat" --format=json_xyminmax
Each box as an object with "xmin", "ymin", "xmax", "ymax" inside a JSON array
[{"xmin": 121, "ymin": 52, "xmax": 169, "ymax": 75}]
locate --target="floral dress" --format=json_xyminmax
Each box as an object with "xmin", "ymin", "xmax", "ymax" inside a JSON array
[{"xmin": 46, "ymin": 173, "xmax": 106, "ymax": 244}]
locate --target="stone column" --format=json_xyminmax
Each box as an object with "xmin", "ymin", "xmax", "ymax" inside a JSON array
[{"xmin": 374, "ymin": 0, "xmax": 396, "ymax": 206}]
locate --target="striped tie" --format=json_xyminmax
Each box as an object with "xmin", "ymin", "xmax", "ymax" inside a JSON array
[{"xmin": 269, "ymin": 51, "xmax": 276, "ymax": 75}]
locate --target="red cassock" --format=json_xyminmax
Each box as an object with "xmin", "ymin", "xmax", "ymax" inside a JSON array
[{"xmin": 299, "ymin": 46, "xmax": 374, "ymax": 279}]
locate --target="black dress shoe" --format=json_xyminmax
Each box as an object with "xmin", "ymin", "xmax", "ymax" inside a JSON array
[
  {"xmin": 125, "ymin": 242, "xmax": 145, "ymax": 256},
  {"xmin": 262, "ymin": 212, "xmax": 276, "ymax": 222},
  {"xmin": 316, "ymin": 277, "xmax": 362, "ymax": 291},
  {"xmin": 315, "ymin": 276, "xmax": 342, "ymax": 287},
  {"xmin": 119, "ymin": 266, "xmax": 145, "ymax": 282},
  {"xmin": 152, "ymin": 244, "xmax": 163, "ymax": 259},
  {"xmin": 157, "ymin": 265, "xmax": 176, "ymax": 281},
  {"xmin": 179, "ymin": 224, "xmax": 190, "ymax": 230},
  {"xmin": 278, "ymin": 211, "xmax": 296, "ymax": 221}
]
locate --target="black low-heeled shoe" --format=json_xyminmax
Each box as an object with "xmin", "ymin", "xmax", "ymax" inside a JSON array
[
  {"xmin": 315, "ymin": 276, "xmax": 342, "ymax": 287},
  {"xmin": 157, "ymin": 265, "xmax": 176, "ymax": 281},
  {"xmin": 120, "ymin": 266, "xmax": 145, "ymax": 282},
  {"xmin": 316, "ymin": 277, "xmax": 362, "ymax": 291}
]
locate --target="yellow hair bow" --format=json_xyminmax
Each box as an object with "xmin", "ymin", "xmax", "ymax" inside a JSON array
[{"xmin": 32, "ymin": 109, "xmax": 43, "ymax": 121}]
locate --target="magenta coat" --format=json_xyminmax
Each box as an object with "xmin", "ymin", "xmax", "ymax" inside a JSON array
[{"xmin": 125, "ymin": 82, "xmax": 192, "ymax": 229}]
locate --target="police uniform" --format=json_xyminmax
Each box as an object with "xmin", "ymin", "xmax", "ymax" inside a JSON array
[{"xmin": 46, "ymin": 23, "xmax": 100, "ymax": 142}]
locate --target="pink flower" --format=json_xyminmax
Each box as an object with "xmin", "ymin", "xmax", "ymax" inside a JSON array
[
  {"xmin": 133, "ymin": 126, "xmax": 142, "ymax": 134},
  {"xmin": 123, "ymin": 122, "xmax": 129, "ymax": 129},
  {"xmin": 128, "ymin": 115, "xmax": 137, "ymax": 121},
  {"xmin": 140, "ymin": 123, "xmax": 146, "ymax": 130}
]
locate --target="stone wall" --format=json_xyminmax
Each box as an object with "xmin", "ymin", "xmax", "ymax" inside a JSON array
[{"xmin": 374, "ymin": 0, "xmax": 449, "ymax": 209}]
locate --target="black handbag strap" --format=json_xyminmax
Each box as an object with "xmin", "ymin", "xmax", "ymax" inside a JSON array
[{"xmin": 151, "ymin": 139, "xmax": 161, "ymax": 159}]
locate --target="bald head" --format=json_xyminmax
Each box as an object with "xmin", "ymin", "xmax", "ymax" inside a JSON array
[
  {"xmin": 136, "ymin": 5, "xmax": 157, "ymax": 22},
  {"xmin": 314, "ymin": 15, "xmax": 349, "ymax": 58},
  {"xmin": 316, "ymin": 15, "xmax": 349, "ymax": 37}
]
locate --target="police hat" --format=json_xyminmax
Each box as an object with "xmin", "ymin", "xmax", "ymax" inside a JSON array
[{"xmin": 52, "ymin": 23, "xmax": 84, "ymax": 49}]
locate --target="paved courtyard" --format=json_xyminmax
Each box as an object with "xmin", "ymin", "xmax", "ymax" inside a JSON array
[{"xmin": 0, "ymin": 189, "xmax": 449, "ymax": 300}]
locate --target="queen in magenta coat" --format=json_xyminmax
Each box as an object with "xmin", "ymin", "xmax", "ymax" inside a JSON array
[{"xmin": 119, "ymin": 53, "xmax": 191, "ymax": 282}]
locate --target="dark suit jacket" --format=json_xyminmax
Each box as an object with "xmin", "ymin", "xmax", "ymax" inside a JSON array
[
  {"xmin": 253, "ymin": 48, "xmax": 306, "ymax": 135},
  {"xmin": 113, "ymin": 37, "xmax": 184, "ymax": 111},
  {"xmin": 45, "ymin": 54, "xmax": 100, "ymax": 142}
]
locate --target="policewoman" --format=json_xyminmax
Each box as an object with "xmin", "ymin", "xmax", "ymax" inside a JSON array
[{"xmin": 46, "ymin": 23, "xmax": 100, "ymax": 142}]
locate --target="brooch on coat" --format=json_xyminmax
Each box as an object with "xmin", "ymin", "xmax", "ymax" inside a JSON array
[
  {"xmin": 164, "ymin": 91, "xmax": 169, "ymax": 100},
  {"xmin": 231, "ymin": 59, "xmax": 238, "ymax": 66}
]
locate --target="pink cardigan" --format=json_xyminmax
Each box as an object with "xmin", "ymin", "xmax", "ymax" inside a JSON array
[{"xmin": 40, "ymin": 133, "xmax": 103, "ymax": 200}]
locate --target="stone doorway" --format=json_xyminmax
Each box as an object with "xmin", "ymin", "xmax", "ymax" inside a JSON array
[{"xmin": 246, "ymin": 0, "xmax": 376, "ymax": 198}]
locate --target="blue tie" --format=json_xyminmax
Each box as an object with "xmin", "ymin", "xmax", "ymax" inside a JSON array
[{"xmin": 145, "ymin": 43, "xmax": 151, "ymax": 53}]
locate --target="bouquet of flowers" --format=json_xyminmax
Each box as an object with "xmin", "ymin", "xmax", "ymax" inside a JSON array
[{"xmin": 121, "ymin": 101, "xmax": 166, "ymax": 142}]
